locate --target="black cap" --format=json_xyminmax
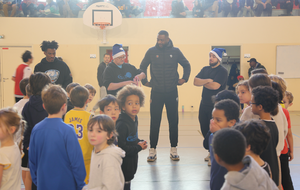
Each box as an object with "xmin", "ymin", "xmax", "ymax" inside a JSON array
[{"xmin": 247, "ymin": 58, "xmax": 257, "ymax": 63}]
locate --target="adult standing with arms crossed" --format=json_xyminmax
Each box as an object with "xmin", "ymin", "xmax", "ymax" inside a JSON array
[
  {"xmin": 140, "ymin": 30, "xmax": 191, "ymax": 162},
  {"xmin": 194, "ymin": 48, "xmax": 228, "ymax": 165}
]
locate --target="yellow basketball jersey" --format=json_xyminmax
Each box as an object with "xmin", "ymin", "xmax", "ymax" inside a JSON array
[{"xmin": 64, "ymin": 109, "xmax": 93, "ymax": 183}]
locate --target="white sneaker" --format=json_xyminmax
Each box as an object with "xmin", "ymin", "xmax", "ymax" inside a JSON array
[
  {"xmin": 204, "ymin": 153, "xmax": 210, "ymax": 162},
  {"xmin": 208, "ymin": 157, "xmax": 211, "ymax": 166},
  {"xmin": 170, "ymin": 147, "xmax": 180, "ymax": 161},
  {"xmin": 147, "ymin": 148, "xmax": 157, "ymax": 162}
]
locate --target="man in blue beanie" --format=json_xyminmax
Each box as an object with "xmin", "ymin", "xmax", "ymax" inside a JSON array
[
  {"xmin": 103, "ymin": 44, "xmax": 146, "ymax": 96},
  {"xmin": 140, "ymin": 30, "xmax": 191, "ymax": 162},
  {"xmin": 193, "ymin": 48, "xmax": 228, "ymax": 166}
]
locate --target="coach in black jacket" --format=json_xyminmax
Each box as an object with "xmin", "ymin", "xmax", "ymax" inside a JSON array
[{"xmin": 140, "ymin": 30, "xmax": 191, "ymax": 162}]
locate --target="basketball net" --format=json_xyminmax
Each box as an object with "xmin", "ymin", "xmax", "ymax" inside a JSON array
[{"xmin": 94, "ymin": 22, "xmax": 110, "ymax": 44}]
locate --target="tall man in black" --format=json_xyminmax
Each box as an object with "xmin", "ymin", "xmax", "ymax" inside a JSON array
[
  {"xmin": 194, "ymin": 48, "xmax": 228, "ymax": 165},
  {"xmin": 34, "ymin": 40, "xmax": 72, "ymax": 89},
  {"xmin": 140, "ymin": 30, "xmax": 191, "ymax": 162}
]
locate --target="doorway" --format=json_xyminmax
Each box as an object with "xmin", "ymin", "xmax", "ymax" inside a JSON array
[
  {"xmin": 99, "ymin": 46, "xmax": 129, "ymax": 64},
  {"xmin": 211, "ymin": 46, "xmax": 241, "ymax": 90},
  {"xmin": 0, "ymin": 46, "xmax": 32, "ymax": 108}
]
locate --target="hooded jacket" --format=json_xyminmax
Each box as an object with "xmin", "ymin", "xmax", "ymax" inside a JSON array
[
  {"xmin": 22, "ymin": 95, "xmax": 48, "ymax": 150},
  {"xmin": 140, "ymin": 39, "xmax": 191, "ymax": 93},
  {"xmin": 248, "ymin": 62, "xmax": 266, "ymax": 77},
  {"xmin": 221, "ymin": 156, "xmax": 278, "ymax": 190},
  {"xmin": 116, "ymin": 112, "xmax": 142, "ymax": 181},
  {"xmin": 88, "ymin": 145, "xmax": 125, "ymax": 190},
  {"xmin": 103, "ymin": 62, "xmax": 142, "ymax": 96},
  {"xmin": 34, "ymin": 57, "xmax": 72, "ymax": 89}
]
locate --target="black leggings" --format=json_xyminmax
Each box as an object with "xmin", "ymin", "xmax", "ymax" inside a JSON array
[
  {"xmin": 280, "ymin": 153, "xmax": 294, "ymax": 190},
  {"xmin": 198, "ymin": 103, "xmax": 214, "ymax": 150},
  {"xmin": 150, "ymin": 89, "xmax": 178, "ymax": 149},
  {"xmin": 124, "ymin": 181, "xmax": 131, "ymax": 190}
]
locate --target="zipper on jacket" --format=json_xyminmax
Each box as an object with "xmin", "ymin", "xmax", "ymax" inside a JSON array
[{"xmin": 163, "ymin": 48, "xmax": 166, "ymax": 93}]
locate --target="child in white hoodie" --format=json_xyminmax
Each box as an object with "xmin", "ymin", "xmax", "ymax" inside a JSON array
[
  {"xmin": 212, "ymin": 128, "xmax": 278, "ymax": 190},
  {"xmin": 85, "ymin": 114, "xmax": 125, "ymax": 190}
]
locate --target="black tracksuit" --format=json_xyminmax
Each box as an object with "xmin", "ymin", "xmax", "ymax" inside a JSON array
[
  {"xmin": 116, "ymin": 112, "xmax": 142, "ymax": 182},
  {"xmin": 140, "ymin": 39, "xmax": 191, "ymax": 148},
  {"xmin": 34, "ymin": 57, "xmax": 72, "ymax": 89}
]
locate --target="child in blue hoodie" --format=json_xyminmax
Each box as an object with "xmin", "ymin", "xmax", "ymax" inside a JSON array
[{"xmin": 29, "ymin": 85, "xmax": 86, "ymax": 190}]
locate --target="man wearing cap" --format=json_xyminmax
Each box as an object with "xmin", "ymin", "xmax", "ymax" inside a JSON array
[
  {"xmin": 140, "ymin": 30, "xmax": 191, "ymax": 162},
  {"xmin": 193, "ymin": 48, "xmax": 228, "ymax": 166},
  {"xmin": 103, "ymin": 44, "xmax": 145, "ymax": 96},
  {"xmin": 248, "ymin": 58, "xmax": 266, "ymax": 77}
]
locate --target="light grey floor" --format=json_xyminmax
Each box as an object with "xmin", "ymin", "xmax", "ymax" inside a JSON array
[
  {"xmin": 21, "ymin": 111, "xmax": 300, "ymax": 190},
  {"xmin": 132, "ymin": 112, "xmax": 300, "ymax": 190}
]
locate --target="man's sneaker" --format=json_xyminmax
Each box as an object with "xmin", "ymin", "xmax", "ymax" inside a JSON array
[
  {"xmin": 170, "ymin": 147, "xmax": 180, "ymax": 161},
  {"xmin": 204, "ymin": 153, "xmax": 210, "ymax": 162},
  {"xmin": 208, "ymin": 157, "xmax": 211, "ymax": 166},
  {"xmin": 147, "ymin": 148, "xmax": 157, "ymax": 162}
]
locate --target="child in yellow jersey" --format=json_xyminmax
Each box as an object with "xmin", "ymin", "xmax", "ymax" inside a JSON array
[{"xmin": 64, "ymin": 85, "xmax": 93, "ymax": 184}]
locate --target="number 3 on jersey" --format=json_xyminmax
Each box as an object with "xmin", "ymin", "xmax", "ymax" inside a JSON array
[{"xmin": 69, "ymin": 124, "xmax": 83, "ymax": 139}]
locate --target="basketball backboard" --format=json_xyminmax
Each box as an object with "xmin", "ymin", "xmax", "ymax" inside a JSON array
[{"xmin": 83, "ymin": 2, "xmax": 122, "ymax": 30}]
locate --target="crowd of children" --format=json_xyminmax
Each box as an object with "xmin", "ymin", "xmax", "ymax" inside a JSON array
[
  {"xmin": 0, "ymin": 67, "xmax": 296, "ymax": 190},
  {"xmin": 208, "ymin": 71, "xmax": 295, "ymax": 190},
  {"xmin": 0, "ymin": 72, "xmax": 147, "ymax": 190}
]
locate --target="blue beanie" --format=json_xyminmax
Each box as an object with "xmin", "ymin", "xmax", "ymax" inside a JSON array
[
  {"xmin": 210, "ymin": 48, "xmax": 227, "ymax": 61},
  {"xmin": 112, "ymin": 44, "xmax": 125, "ymax": 59}
]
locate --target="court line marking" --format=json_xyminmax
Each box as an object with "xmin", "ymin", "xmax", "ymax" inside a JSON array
[{"xmin": 293, "ymin": 133, "xmax": 300, "ymax": 138}]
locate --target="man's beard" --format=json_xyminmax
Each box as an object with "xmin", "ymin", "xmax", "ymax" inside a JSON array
[{"xmin": 210, "ymin": 61, "xmax": 219, "ymax": 67}]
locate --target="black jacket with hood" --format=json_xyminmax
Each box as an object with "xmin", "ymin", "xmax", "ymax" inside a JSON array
[
  {"xmin": 116, "ymin": 112, "xmax": 142, "ymax": 181},
  {"xmin": 22, "ymin": 95, "xmax": 48, "ymax": 150},
  {"xmin": 34, "ymin": 57, "xmax": 73, "ymax": 89},
  {"xmin": 103, "ymin": 62, "xmax": 142, "ymax": 96},
  {"xmin": 140, "ymin": 39, "xmax": 191, "ymax": 93}
]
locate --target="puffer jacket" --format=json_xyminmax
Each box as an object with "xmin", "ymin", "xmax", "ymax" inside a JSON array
[{"xmin": 140, "ymin": 39, "xmax": 191, "ymax": 93}]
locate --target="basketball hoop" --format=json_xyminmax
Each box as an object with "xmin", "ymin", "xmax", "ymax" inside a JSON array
[
  {"xmin": 93, "ymin": 22, "xmax": 111, "ymax": 44},
  {"xmin": 83, "ymin": 2, "xmax": 123, "ymax": 44},
  {"xmin": 93, "ymin": 22, "xmax": 111, "ymax": 30}
]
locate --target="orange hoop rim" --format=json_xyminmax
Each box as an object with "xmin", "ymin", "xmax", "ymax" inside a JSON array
[{"xmin": 93, "ymin": 22, "xmax": 111, "ymax": 29}]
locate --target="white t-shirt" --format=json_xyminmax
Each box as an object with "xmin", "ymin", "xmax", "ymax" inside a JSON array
[
  {"xmin": 0, "ymin": 144, "xmax": 22, "ymax": 190},
  {"xmin": 240, "ymin": 104, "xmax": 288, "ymax": 156}
]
